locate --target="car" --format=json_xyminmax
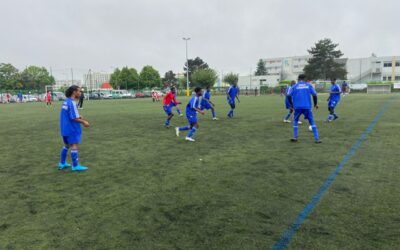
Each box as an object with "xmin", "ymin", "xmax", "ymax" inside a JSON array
[
  {"xmin": 89, "ymin": 93, "xmax": 102, "ymax": 100},
  {"xmin": 23, "ymin": 95, "xmax": 38, "ymax": 102},
  {"xmin": 99, "ymin": 92, "xmax": 112, "ymax": 99},
  {"xmin": 53, "ymin": 92, "xmax": 67, "ymax": 101},
  {"xmin": 135, "ymin": 92, "xmax": 145, "ymax": 98}
]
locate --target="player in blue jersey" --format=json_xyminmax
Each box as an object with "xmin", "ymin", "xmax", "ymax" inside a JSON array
[
  {"xmin": 201, "ymin": 86, "xmax": 218, "ymax": 120},
  {"xmin": 175, "ymin": 87, "xmax": 205, "ymax": 142},
  {"xmin": 58, "ymin": 85, "xmax": 90, "ymax": 171},
  {"xmin": 226, "ymin": 83, "xmax": 240, "ymax": 118},
  {"xmin": 287, "ymin": 74, "xmax": 321, "ymax": 143},
  {"xmin": 327, "ymin": 79, "xmax": 342, "ymax": 122},
  {"xmin": 284, "ymin": 80, "xmax": 301, "ymax": 124}
]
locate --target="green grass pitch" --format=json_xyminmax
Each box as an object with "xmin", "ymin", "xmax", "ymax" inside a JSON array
[{"xmin": 0, "ymin": 94, "xmax": 399, "ymax": 249}]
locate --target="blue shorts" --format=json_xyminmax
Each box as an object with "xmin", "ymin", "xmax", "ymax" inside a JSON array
[
  {"xmin": 285, "ymin": 99, "xmax": 292, "ymax": 109},
  {"xmin": 186, "ymin": 113, "xmax": 198, "ymax": 125},
  {"xmin": 328, "ymin": 100, "xmax": 339, "ymax": 109},
  {"xmin": 227, "ymin": 99, "xmax": 236, "ymax": 109},
  {"xmin": 62, "ymin": 134, "xmax": 82, "ymax": 145},
  {"xmin": 294, "ymin": 109, "xmax": 315, "ymax": 125},
  {"xmin": 163, "ymin": 105, "xmax": 173, "ymax": 115},
  {"xmin": 201, "ymin": 100, "xmax": 212, "ymax": 110}
]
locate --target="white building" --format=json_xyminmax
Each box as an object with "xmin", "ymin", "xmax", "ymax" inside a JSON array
[
  {"xmin": 54, "ymin": 80, "xmax": 82, "ymax": 90},
  {"xmin": 82, "ymin": 72, "xmax": 111, "ymax": 90},
  {"xmin": 238, "ymin": 55, "xmax": 400, "ymax": 88}
]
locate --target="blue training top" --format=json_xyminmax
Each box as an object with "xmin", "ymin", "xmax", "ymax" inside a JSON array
[
  {"xmin": 330, "ymin": 84, "xmax": 341, "ymax": 102},
  {"xmin": 287, "ymin": 81, "xmax": 317, "ymax": 110},
  {"xmin": 227, "ymin": 86, "xmax": 239, "ymax": 100},
  {"xmin": 186, "ymin": 96, "xmax": 201, "ymax": 116},
  {"xmin": 60, "ymin": 98, "xmax": 81, "ymax": 136}
]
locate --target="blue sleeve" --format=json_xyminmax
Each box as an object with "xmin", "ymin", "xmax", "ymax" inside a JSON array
[
  {"xmin": 287, "ymin": 86, "xmax": 293, "ymax": 96},
  {"xmin": 190, "ymin": 97, "xmax": 197, "ymax": 109},
  {"xmin": 68, "ymin": 101, "xmax": 80, "ymax": 120}
]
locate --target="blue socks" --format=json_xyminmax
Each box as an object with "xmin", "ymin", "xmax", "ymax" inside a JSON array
[
  {"xmin": 212, "ymin": 110, "xmax": 216, "ymax": 118},
  {"xmin": 165, "ymin": 119, "xmax": 170, "ymax": 126},
  {"xmin": 60, "ymin": 147, "xmax": 69, "ymax": 164},
  {"xmin": 187, "ymin": 127, "xmax": 197, "ymax": 138},
  {"xmin": 179, "ymin": 125, "xmax": 190, "ymax": 131},
  {"xmin": 293, "ymin": 122, "xmax": 299, "ymax": 138},
  {"xmin": 311, "ymin": 125, "xmax": 320, "ymax": 141},
  {"xmin": 176, "ymin": 108, "xmax": 182, "ymax": 115},
  {"xmin": 227, "ymin": 110, "xmax": 234, "ymax": 117},
  {"xmin": 71, "ymin": 149, "xmax": 79, "ymax": 167},
  {"xmin": 285, "ymin": 112, "xmax": 292, "ymax": 120}
]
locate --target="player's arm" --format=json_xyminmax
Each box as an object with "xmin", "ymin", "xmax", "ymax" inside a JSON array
[
  {"xmin": 313, "ymin": 94, "xmax": 318, "ymax": 109},
  {"xmin": 74, "ymin": 117, "xmax": 90, "ymax": 127}
]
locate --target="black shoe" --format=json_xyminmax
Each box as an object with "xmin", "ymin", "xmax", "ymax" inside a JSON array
[
  {"xmin": 315, "ymin": 140, "xmax": 322, "ymax": 144},
  {"xmin": 290, "ymin": 138, "xmax": 298, "ymax": 142},
  {"xmin": 333, "ymin": 115, "xmax": 339, "ymax": 120}
]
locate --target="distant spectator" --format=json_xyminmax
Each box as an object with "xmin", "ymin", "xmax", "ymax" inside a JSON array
[
  {"xmin": 18, "ymin": 92, "xmax": 23, "ymax": 103},
  {"xmin": 78, "ymin": 89, "xmax": 85, "ymax": 109},
  {"xmin": 6, "ymin": 93, "xmax": 11, "ymax": 103},
  {"xmin": 245, "ymin": 87, "xmax": 248, "ymax": 96},
  {"xmin": 46, "ymin": 91, "xmax": 52, "ymax": 106},
  {"xmin": 255, "ymin": 87, "xmax": 258, "ymax": 96}
]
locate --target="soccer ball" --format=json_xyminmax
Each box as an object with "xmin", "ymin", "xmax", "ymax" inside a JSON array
[{"xmin": 308, "ymin": 125, "xmax": 313, "ymax": 132}]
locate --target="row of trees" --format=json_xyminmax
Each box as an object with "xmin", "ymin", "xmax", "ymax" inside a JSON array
[
  {"xmin": 110, "ymin": 65, "xmax": 163, "ymax": 90},
  {"xmin": 0, "ymin": 64, "xmax": 55, "ymax": 90}
]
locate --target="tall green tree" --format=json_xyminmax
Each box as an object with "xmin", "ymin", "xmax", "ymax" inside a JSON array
[
  {"xmin": 140, "ymin": 66, "xmax": 161, "ymax": 89},
  {"xmin": 191, "ymin": 68, "xmax": 217, "ymax": 88},
  {"xmin": 303, "ymin": 38, "xmax": 347, "ymax": 80},
  {"xmin": 223, "ymin": 72, "xmax": 239, "ymax": 86},
  {"xmin": 20, "ymin": 66, "xmax": 54, "ymax": 90},
  {"xmin": 110, "ymin": 67, "xmax": 139, "ymax": 89},
  {"xmin": 0, "ymin": 63, "xmax": 21, "ymax": 90},
  {"xmin": 162, "ymin": 70, "xmax": 177, "ymax": 86},
  {"xmin": 184, "ymin": 57, "xmax": 209, "ymax": 81},
  {"xmin": 255, "ymin": 59, "xmax": 267, "ymax": 76}
]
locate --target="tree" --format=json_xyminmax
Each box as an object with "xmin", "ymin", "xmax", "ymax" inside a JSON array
[
  {"xmin": 140, "ymin": 66, "xmax": 161, "ymax": 89},
  {"xmin": 162, "ymin": 70, "xmax": 177, "ymax": 86},
  {"xmin": 303, "ymin": 38, "xmax": 347, "ymax": 80},
  {"xmin": 0, "ymin": 63, "xmax": 21, "ymax": 90},
  {"xmin": 191, "ymin": 68, "xmax": 217, "ymax": 88},
  {"xmin": 110, "ymin": 67, "xmax": 139, "ymax": 90},
  {"xmin": 20, "ymin": 66, "xmax": 54, "ymax": 90},
  {"xmin": 184, "ymin": 57, "xmax": 209, "ymax": 81},
  {"xmin": 255, "ymin": 59, "xmax": 267, "ymax": 76},
  {"xmin": 223, "ymin": 72, "xmax": 239, "ymax": 86}
]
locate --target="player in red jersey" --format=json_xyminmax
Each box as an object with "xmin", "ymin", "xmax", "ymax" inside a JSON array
[
  {"xmin": 46, "ymin": 91, "xmax": 52, "ymax": 106},
  {"xmin": 162, "ymin": 87, "xmax": 181, "ymax": 127}
]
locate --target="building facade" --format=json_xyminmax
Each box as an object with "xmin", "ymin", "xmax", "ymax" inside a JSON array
[
  {"xmin": 238, "ymin": 55, "xmax": 400, "ymax": 88},
  {"xmin": 82, "ymin": 72, "xmax": 111, "ymax": 90}
]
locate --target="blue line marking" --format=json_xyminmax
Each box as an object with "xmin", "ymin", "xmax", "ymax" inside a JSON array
[{"xmin": 272, "ymin": 98, "xmax": 395, "ymax": 250}]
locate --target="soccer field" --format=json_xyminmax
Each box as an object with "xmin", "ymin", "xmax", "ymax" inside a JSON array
[{"xmin": 0, "ymin": 94, "xmax": 399, "ymax": 249}]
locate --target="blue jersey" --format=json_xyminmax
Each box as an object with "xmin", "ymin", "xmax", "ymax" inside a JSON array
[
  {"xmin": 330, "ymin": 84, "xmax": 341, "ymax": 102},
  {"xmin": 60, "ymin": 98, "xmax": 81, "ymax": 136},
  {"xmin": 287, "ymin": 81, "xmax": 317, "ymax": 110},
  {"xmin": 203, "ymin": 90, "xmax": 211, "ymax": 100},
  {"xmin": 227, "ymin": 86, "xmax": 239, "ymax": 101},
  {"xmin": 186, "ymin": 96, "xmax": 201, "ymax": 116}
]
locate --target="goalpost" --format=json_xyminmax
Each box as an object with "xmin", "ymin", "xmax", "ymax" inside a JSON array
[{"xmin": 367, "ymin": 84, "xmax": 391, "ymax": 94}]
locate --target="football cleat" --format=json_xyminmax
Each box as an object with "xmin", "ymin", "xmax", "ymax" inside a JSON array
[
  {"xmin": 175, "ymin": 127, "xmax": 180, "ymax": 137},
  {"xmin": 185, "ymin": 137, "xmax": 195, "ymax": 142}
]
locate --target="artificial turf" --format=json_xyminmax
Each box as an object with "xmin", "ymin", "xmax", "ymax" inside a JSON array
[{"xmin": 0, "ymin": 94, "xmax": 399, "ymax": 249}]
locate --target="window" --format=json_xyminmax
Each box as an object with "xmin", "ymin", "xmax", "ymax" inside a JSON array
[
  {"xmin": 388, "ymin": 77, "xmax": 392, "ymax": 81},
  {"xmin": 395, "ymin": 76, "xmax": 400, "ymax": 81},
  {"xmin": 396, "ymin": 62, "xmax": 400, "ymax": 67},
  {"xmin": 383, "ymin": 76, "xmax": 387, "ymax": 81},
  {"xmin": 383, "ymin": 62, "xmax": 392, "ymax": 67}
]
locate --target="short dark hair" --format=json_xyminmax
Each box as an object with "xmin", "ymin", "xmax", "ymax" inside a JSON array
[
  {"xmin": 194, "ymin": 87, "xmax": 202, "ymax": 94},
  {"xmin": 170, "ymin": 87, "xmax": 176, "ymax": 92},
  {"xmin": 298, "ymin": 74, "xmax": 306, "ymax": 81},
  {"xmin": 65, "ymin": 85, "xmax": 80, "ymax": 98}
]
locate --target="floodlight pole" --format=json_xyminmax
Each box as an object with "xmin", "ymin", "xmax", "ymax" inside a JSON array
[{"xmin": 183, "ymin": 37, "xmax": 191, "ymax": 96}]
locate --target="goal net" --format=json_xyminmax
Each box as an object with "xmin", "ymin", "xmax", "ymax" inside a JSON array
[{"xmin": 367, "ymin": 84, "xmax": 391, "ymax": 94}]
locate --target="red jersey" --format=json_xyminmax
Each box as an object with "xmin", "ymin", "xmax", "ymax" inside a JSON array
[
  {"xmin": 163, "ymin": 92, "xmax": 177, "ymax": 105},
  {"xmin": 46, "ymin": 93, "xmax": 52, "ymax": 102}
]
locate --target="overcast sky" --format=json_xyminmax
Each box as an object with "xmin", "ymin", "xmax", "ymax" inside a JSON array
[{"xmin": 1, "ymin": 0, "xmax": 399, "ymax": 79}]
